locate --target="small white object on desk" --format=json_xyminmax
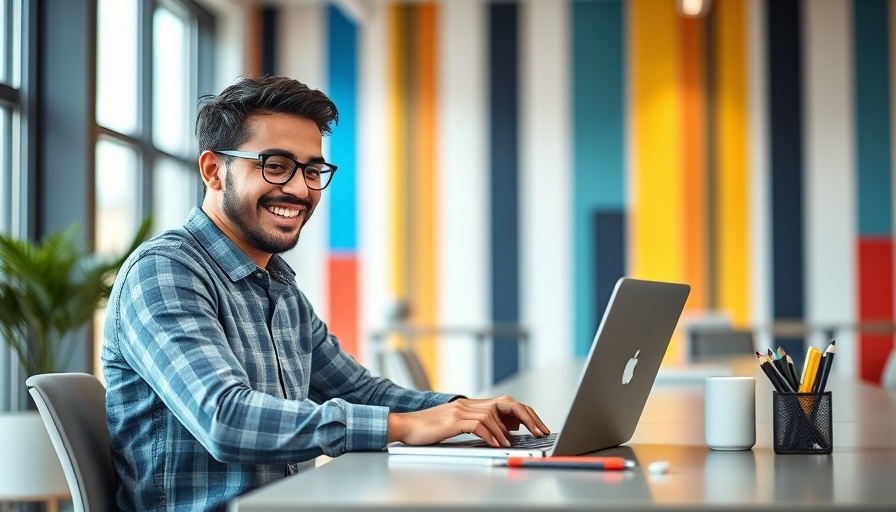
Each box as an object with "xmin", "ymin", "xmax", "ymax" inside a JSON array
[{"xmin": 647, "ymin": 460, "xmax": 670, "ymax": 475}]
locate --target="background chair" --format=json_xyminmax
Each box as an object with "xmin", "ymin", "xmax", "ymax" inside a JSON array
[
  {"xmin": 688, "ymin": 329, "xmax": 757, "ymax": 363},
  {"xmin": 376, "ymin": 348, "xmax": 432, "ymax": 391},
  {"xmin": 26, "ymin": 372, "xmax": 117, "ymax": 512}
]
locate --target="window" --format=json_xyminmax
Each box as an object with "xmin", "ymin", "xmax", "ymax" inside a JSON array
[
  {"xmin": 1, "ymin": 0, "xmax": 28, "ymax": 411},
  {"xmin": 0, "ymin": 0, "xmax": 22, "ymax": 237},
  {"xmin": 95, "ymin": 0, "xmax": 212, "ymax": 252},
  {"xmin": 93, "ymin": 0, "xmax": 213, "ymax": 369}
]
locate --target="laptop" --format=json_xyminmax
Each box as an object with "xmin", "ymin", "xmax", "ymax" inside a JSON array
[{"xmin": 387, "ymin": 277, "xmax": 690, "ymax": 459}]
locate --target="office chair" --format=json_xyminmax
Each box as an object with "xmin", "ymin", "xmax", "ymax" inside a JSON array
[
  {"xmin": 26, "ymin": 372, "xmax": 117, "ymax": 512},
  {"xmin": 377, "ymin": 348, "xmax": 432, "ymax": 391},
  {"xmin": 689, "ymin": 329, "xmax": 757, "ymax": 363}
]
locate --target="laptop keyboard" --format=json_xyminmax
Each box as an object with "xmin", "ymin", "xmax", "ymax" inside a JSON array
[{"xmin": 508, "ymin": 432, "xmax": 558, "ymax": 449}]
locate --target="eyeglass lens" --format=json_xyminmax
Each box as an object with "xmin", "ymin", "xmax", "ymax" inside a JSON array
[{"xmin": 262, "ymin": 155, "xmax": 334, "ymax": 189}]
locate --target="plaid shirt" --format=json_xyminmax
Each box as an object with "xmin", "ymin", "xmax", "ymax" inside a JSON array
[{"xmin": 102, "ymin": 208, "xmax": 456, "ymax": 512}]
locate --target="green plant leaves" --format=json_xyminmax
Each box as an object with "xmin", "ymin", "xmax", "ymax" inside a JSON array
[{"xmin": 0, "ymin": 216, "xmax": 152, "ymax": 376}]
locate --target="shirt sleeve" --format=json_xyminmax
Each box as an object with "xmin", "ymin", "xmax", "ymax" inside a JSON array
[
  {"xmin": 110, "ymin": 247, "xmax": 451, "ymax": 464},
  {"xmin": 301, "ymin": 311, "xmax": 460, "ymax": 450}
]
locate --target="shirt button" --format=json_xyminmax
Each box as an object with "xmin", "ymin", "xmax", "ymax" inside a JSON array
[{"xmin": 255, "ymin": 272, "xmax": 263, "ymax": 279}]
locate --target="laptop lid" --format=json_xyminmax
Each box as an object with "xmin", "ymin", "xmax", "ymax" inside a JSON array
[{"xmin": 387, "ymin": 277, "xmax": 691, "ymax": 459}]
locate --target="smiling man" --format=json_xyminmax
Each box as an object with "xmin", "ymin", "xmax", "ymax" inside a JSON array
[{"xmin": 101, "ymin": 76, "xmax": 548, "ymax": 512}]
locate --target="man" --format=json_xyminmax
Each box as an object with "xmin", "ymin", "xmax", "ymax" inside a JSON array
[{"xmin": 102, "ymin": 76, "xmax": 548, "ymax": 512}]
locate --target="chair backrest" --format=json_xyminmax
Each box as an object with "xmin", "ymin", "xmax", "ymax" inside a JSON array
[
  {"xmin": 689, "ymin": 329, "xmax": 756, "ymax": 363},
  {"xmin": 377, "ymin": 348, "xmax": 432, "ymax": 391},
  {"xmin": 26, "ymin": 372, "xmax": 116, "ymax": 512}
]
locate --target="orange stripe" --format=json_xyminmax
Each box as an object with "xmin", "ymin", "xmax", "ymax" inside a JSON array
[
  {"xmin": 679, "ymin": 16, "xmax": 708, "ymax": 311},
  {"xmin": 328, "ymin": 257, "xmax": 358, "ymax": 358},
  {"xmin": 411, "ymin": 4, "xmax": 440, "ymax": 386}
]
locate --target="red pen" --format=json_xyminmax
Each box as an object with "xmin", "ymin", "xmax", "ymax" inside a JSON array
[{"xmin": 501, "ymin": 456, "xmax": 635, "ymax": 470}]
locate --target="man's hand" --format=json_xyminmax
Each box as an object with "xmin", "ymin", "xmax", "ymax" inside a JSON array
[{"xmin": 386, "ymin": 396, "xmax": 550, "ymax": 447}]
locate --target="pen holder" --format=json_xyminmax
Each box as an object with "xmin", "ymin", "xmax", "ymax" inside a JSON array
[{"xmin": 772, "ymin": 391, "xmax": 833, "ymax": 454}]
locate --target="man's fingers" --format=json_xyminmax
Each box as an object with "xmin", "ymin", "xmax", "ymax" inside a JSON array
[{"xmin": 495, "ymin": 401, "xmax": 550, "ymax": 436}]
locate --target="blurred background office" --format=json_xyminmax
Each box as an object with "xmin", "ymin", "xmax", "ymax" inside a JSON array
[{"xmin": 2, "ymin": 0, "xmax": 896, "ymax": 410}]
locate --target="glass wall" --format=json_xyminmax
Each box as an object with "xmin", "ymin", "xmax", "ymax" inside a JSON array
[
  {"xmin": 0, "ymin": 0, "xmax": 26, "ymax": 411},
  {"xmin": 93, "ymin": 0, "xmax": 212, "ymax": 371}
]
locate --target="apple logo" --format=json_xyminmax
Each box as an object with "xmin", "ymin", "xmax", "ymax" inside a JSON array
[{"xmin": 622, "ymin": 350, "xmax": 639, "ymax": 385}]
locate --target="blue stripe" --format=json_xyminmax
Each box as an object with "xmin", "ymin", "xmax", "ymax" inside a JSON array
[
  {"xmin": 593, "ymin": 211, "xmax": 627, "ymax": 350},
  {"xmin": 262, "ymin": 7, "xmax": 277, "ymax": 75},
  {"xmin": 573, "ymin": 0, "xmax": 625, "ymax": 357},
  {"xmin": 767, "ymin": 0, "xmax": 805, "ymax": 336},
  {"xmin": 489, "ymin": 3, "xmax": 519, "ymax": 384},
  {"xmin": 327, "ymin": 5, "xmax": 358, "ymax": 251},
  {"xmin": 854, "ymin": 0, "xmax": 893, "ymax": 236}
]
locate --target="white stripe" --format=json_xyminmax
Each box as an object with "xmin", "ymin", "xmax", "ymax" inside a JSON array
[
  {"xmin": 801, "ymin": 0, "xmax": 857, "ymax": 378},
  {"xmin": 277, "ymin": 4, "xmax": 330, "ymax": 324},
  {"xmin": 357, "ymin": 1, "xmax": 392, "ymax": 368},
  {"xmin": 437, "ymin": 0, "xmax": 489, "ymax": 395},
  {"xmin": 748, "ymin": 0, "xmax": 773, "ymax": 354},
  {"xmin": 519, "ymin": 0, "xmax": 573, "ymax": 368}
]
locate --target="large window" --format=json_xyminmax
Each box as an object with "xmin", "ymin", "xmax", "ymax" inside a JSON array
[
  {"xmin": 94, "ymin": 0, "xmax": 213, "ymax": 369},
  {"xmin": 0, "ymin": 0, "xmax": 28, "ymax": 411},
  {"xmin": 0, "ymin": 0, "xmax": 22, "ymax": 237},
  {"xmin": 95, "ymin": 0, "xmax": 212, "ymax": 255}
]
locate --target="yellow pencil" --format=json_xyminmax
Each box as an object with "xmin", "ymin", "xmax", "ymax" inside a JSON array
[{"xmin": 799, "ymin": 346, "xmax": 823, "ymax": 393}]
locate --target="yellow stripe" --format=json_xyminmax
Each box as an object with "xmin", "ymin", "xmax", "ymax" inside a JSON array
[
  {"xmin": 712, "ymin": 0, "xmax": 750, "ymax": 325},
  {"xmin": 630, "ymin": 1, "xmax": 685, "ymax": 283},
  {"xmin": 412, "ymin": 4, "xmax": 440, "ymax": 385},
  {"xmin": 630, "ymin": 1, "xmax": 685, "ymax": 361}
]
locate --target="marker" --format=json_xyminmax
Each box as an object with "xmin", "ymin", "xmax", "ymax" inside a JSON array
[{"xmin": 501, "ymin": 456, "xmax": 635, "ymax": 470}]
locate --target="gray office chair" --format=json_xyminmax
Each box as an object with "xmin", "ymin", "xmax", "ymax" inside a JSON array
[
  {"xmin": 377, "ymin": 348, "xmax": 432, "ymax": 391},
  {"xmin": 26, "ymin": 372, "xmax": 117, "ymax": 512},
  {"xmin": 689, "ymin": 329, "xmax": 756, "ymax": 363}
]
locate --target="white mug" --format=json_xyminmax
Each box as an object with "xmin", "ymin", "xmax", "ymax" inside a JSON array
[{"xmin": 704, "ymin": 376, "xmax": 756, "ymax": 451}]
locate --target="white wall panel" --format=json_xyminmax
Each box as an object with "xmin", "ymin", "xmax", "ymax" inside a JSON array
[
  {"xmin": 436, "ymin": 0, "xmax": 489, "ymax": 395},
  {"xmin": 520, "ymin": 0, "xmax": 573, "ymax": 367},
  {"xmin": 277, "ymin": 5, "xmax": 330, "ymax": 323},
  {"xmin": 802, "ymin": 0, "xmax": 856, "ymax": 378}
]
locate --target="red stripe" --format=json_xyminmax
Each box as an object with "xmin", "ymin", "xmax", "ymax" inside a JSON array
[
  {"xmin": 327, "ymin": 256, "xmax": 359, "ymax": 359},
  {"xmin": 857, "ymin": 238, "xmax": 894, "ymax": 384}
]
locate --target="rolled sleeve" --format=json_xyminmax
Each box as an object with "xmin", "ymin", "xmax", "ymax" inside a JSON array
[{"xmin": 341, "ymin": 402, "xmax": 390, "ymax": 452}]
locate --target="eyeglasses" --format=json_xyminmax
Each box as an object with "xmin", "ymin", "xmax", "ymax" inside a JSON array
[{"xmin": 214, "ymin": 150, "xmax": 337, "ymax": 190}]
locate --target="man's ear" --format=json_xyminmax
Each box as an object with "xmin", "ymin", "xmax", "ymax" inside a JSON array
[{"xmin": 199, "ymin": 150, "xmax": 223, "ymax": 191}]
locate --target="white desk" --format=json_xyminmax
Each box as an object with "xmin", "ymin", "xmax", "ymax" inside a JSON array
[{"xmin": 230, "ymin": 360, "xmax": 896, "ymax": 511}]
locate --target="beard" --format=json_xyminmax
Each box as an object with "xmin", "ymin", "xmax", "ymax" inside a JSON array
[{"xmin": 221, "ymin": 170, "xmax": 311, "ymax": 254}]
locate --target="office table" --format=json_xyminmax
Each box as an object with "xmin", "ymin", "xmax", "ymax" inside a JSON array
[{"xmin": 230, "ymin": 360, "xmax": 896, "ymax": 511}]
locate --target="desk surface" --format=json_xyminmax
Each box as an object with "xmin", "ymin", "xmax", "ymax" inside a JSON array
[{"xmin": 231, "ymin": 360, "xmax": 896, "ymax": 511}]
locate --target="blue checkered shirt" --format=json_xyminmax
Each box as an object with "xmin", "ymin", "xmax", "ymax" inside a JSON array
[{"xmin": 102, "ymin": 208, "xmax": 457, "ymax": 511}]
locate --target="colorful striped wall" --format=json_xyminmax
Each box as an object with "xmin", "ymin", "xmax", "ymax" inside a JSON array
[{"xmin": 263, "ymin": 0, "xmax": 896, "ymax": 390}]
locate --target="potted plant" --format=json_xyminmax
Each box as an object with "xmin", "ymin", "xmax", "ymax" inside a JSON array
[{"xmin": 0, "ymin": 218, "xmax": 151, "ymax": 377}]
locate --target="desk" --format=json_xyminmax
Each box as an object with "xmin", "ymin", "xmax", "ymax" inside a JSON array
[{"xmin": 230, "ymin": 360, "xmax": 896, "ymax": 511}]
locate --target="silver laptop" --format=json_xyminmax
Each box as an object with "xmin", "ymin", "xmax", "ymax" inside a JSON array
[{"xmin": 387, "ymin": 277, "xmax": 690, "ymax": 459}]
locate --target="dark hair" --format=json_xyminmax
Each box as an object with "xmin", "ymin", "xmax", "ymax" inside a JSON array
[{"xmin": 195, "ymin": 75, "xmax": 339, "ymax": 153}]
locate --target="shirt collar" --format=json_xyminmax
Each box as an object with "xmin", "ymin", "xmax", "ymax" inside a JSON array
[{"xmin": 184, "ymin": 207, "xmax": 296, "ymax": 283}]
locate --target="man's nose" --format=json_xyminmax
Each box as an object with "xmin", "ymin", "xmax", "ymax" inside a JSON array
[{"xmin": 282, "ymin": 173, "xmax": 310, "ymax": 197}]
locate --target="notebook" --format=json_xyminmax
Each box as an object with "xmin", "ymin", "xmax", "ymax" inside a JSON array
[{"xmin": 387, "ymin": 277, "xmax": 691, "ymax": 459}]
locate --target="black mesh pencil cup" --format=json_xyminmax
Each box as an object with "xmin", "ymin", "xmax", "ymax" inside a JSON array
[{"xmin": 772, "ymin": 391, "xmax": 833, "ymax": 454}]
